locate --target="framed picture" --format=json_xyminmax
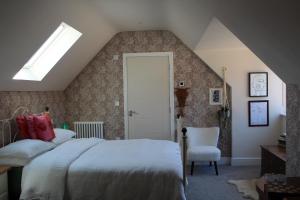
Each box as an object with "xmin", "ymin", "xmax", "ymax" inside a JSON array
[
  {"xmin": 248, "ymin": 100, "xmax": 269, "ymax": 127},
  {"xmin": 249, "ymin": 72, "xmax": 268, "ymax": 97},
  {"xmin": 209, "ymin": 88, "xmax": 223, "ymax": 105}
]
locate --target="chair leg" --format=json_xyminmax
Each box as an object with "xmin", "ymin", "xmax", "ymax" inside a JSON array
[
  {"xmin": 209, "ymin": 161, "xmax": 212, "ymax": 166},
  {"xmin": 213, "ymin": 161, "xmax": 219, "ymax": 176},
  {"xmin": 191, "ymin": 161, "xmax": 194, "ymax": 176}
]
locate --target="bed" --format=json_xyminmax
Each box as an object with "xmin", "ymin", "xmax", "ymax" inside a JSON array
[{"xmin": 0, "ymin": 107, "xmax": 188, "ymax": 200}]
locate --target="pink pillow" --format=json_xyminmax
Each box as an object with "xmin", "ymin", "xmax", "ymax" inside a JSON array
[
  {"xmin": 16, "ymin": 115, "xmax": 30, "ymax": 139},
  {"xmin": 33, "ymin": 115, "xmax": 55, "ymax": 141},
  {"xmin": 25, "ymin": 115, "xmax": 38, "ymax": 139}
]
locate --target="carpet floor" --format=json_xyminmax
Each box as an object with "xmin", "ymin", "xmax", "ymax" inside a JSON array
[{"xmin": 185, "ymin": 165, "xmax": 260, "ymax": 200}]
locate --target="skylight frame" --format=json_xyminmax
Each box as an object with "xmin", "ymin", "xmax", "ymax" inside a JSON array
[{"xmin": 13, "ymin": 22, "xmax": 82, "ymax": 81}]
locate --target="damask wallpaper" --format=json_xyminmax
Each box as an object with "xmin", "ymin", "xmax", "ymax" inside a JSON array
[
  {"xmin": 0, "ymin": 91, "xmax": 65, "ymax": 145},
  {"xmin": 0, "ymin": 91, "xmax": 65, "ymax": 127},
  {"xmin": 286, "ymin": 84, "xmax": 300, "ymax": 176},
  {"xmin": 64, "ymin": 31, "xmax": 232, "ymax": 156}
]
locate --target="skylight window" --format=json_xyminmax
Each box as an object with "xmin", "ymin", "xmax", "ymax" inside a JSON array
[{"xmin": 13, "ymin": 22, "xmax": 82, "ymax": 81}]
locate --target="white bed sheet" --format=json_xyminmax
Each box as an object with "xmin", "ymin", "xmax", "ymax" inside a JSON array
[
  {"xmin": 21, "ymin": 138, "xmax": 185, "ymax": 200},
  {"xmin": 20, "ymin": 138, "xmax": 102, "ymax": 200}
]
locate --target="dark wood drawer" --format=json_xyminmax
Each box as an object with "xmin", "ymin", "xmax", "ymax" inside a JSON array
[{"xmin": 261, "ymin": 145, "xmax": 286, "ymax": 176}]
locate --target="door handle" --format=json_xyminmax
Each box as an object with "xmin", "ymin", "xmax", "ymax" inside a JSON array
[{"xmin": 128, "ymin": 110, "xmax": 138, "ymax": 117}]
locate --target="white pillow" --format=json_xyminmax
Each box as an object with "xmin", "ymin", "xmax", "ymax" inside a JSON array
[
  {"xmin": 52, "ymin": 128, "xmax": 76, "ymax": 145},
  {"xmin": 0, "ymin": 139, "xmax": 55, "ymax": 166}
]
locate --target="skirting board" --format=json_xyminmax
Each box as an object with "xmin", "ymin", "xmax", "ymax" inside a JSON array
[{"xmin": 231, "ymin": 157, "xmax": 261, "ymax": 166}]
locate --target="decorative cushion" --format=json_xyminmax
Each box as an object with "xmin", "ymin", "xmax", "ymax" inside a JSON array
[
  {"xmin": 16, "ymin": 115, "xmax": 30, "ymax": 139},
  {"xmin": 188, "ymin": 146, "xmax": 221, "ymax": 161},
  {"xmin": 33, "ymin": 115, "xmax": 55, "ymax": 141},
  {"xmin": 25, "ymin": 115, "xmax": 38, "ymax": 139}
]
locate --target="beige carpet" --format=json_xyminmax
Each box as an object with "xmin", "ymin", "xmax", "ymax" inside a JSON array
[{"xmin": 228, "ymin": 179, "xmax": 259, "ymax": 200}]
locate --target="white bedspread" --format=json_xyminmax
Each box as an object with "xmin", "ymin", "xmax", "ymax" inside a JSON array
[
  {"xmin": 20, "ymin": 138, "xmax": 102, "ymax": 200},
  {"xmin": 21, "ymin": 138, "xmax": 185, "ymax": 200}
]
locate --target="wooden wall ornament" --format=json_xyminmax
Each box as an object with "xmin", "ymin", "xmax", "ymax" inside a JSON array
[{"xmin": 175, "ymin": 88, "xmax": 189, "ymax": 117}]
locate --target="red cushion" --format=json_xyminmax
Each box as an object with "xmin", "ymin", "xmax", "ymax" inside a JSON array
[
  {"xmin": 25, "ymin": 115, "xmax": 38, "ymax": 139},
  {"xmin": 33, "ymin": 115, "xmax": 55, "ymax": 141},
  {"xmin": 16, "ymin": 115, "xmax": 30, "ymax": 139}
]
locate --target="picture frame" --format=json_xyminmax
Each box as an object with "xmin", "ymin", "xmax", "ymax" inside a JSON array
[
  {"xmin": 249, "ymin": 72, "xmax": 268, "ymax": 97},
  {"xmin": 248, "ymin": 100, "xmax": 269, "ymax": 127},
  {"xmin": 209, "ymin": 88, "xmax": 223, "ymax": 105}
]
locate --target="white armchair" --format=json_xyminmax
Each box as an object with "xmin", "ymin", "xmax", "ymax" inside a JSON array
[{"xmin": 186, "ymin": 127, "xmax": 221, "ymax": 175}]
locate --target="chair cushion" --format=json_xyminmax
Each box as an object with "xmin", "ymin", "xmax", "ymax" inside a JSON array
[{"xmin": 188, "ymin": 146, "xmax": 221, "ymax": 161}]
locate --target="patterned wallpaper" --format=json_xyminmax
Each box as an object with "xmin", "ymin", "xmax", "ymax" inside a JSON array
[
  {"xmin": 0, "ymin": 91, "xmax": 65, "ymax": 145},
  {"xmin": 65, "ymin": 31, "xmax": 232, "ymax": 156},
  {"xmin": 0, "ymin": 91, "xmax": 65, "ymax": 127},
  {"xmin": 286, "ymin": 84, "xmax": 300, "ymax": 176}
]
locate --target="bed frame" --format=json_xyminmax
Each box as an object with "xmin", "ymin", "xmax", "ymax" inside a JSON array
[
  {"xmin": 182, "ymin": 127, "xmax": 187, "ymax": 189},
  {"xmin": 0, "ymin": 106, "xmax": 30, "ymax": 147},
  {"xmin": 0, "ymin": 107, "xmax": 29, "ymax": 200},
  {"xmin": 0, "ymin": 107, "xmax": 189, "ymax": 198}
]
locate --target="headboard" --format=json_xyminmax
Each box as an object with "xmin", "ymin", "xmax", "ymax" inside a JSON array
[{"xmin": 0, "ymin": 106, "xmax": 29, "ymax": 147}]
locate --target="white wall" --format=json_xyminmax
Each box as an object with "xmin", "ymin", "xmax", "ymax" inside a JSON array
[{"xmin": 195, "ymin": 48, "xmax": 285, "ymax": 165}]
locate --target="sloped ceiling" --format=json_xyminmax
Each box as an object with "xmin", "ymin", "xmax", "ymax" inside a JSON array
[
  {"xmin": 213, "ymin": 0, "xmax": 300, "ymax": 86},
  {"xmin": 195, "ymin": 18, "xmax": 247, "ymax": 52},
  {"xmin": 0, "ymin": 0, "xmax": 299, "ymax": 91},
  {"xmin": 0, "ymin": 0, "xmax": 117, "ymax": 91}
]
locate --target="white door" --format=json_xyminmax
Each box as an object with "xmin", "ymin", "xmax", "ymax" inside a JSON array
[{"xmin": 124, "ymin": 53, "xmax": 174, "ymax": 140}]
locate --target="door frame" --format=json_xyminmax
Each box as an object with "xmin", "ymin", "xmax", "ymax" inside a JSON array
[{"xmin": 123, "ymin": 52, "xmax": 175, "ymax": 140}]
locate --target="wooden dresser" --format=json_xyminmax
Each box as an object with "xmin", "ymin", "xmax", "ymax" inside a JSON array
[{"xmin": 261, "ymin": 145, "xmax": 286, "ymax": 176}]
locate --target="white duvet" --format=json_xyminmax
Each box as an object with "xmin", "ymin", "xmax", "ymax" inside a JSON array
[{"xmin": 20, "ymin": 138, "xmax": 185, "ymax": 200}]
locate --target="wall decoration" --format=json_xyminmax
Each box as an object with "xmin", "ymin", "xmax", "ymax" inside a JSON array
[
  {"xmin": 219, "ymin": 67, "xmax": 230, "ymax": 119},
  {"xmin": 218, "ymin": 67, "xmax": 230, "ymax": 133},
  {"xmin": 248, "ymin": 100, "xmax": 269, "ymax": 127},
  {"xmin": 249, "ymin": 72, "xmax": 268, "ymax": 97},
  {"xmin": 209, "ymin": 88, "xmax": 223, "ymax": 105},
  {"xmin": 0, "ymin": 91, "xmax": 65, "ymax": 127},
  {"xmin": 178, "ymin": 81, "xmax": 185, "ymax": 87},
  {"xmin": 175, "ymin": 88, "xmax": 189, "ymax": 116}
]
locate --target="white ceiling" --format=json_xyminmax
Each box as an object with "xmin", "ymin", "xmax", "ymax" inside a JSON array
[{"xmin": 0, "ymin": 0, "xmax": 299, "ymax": 91}]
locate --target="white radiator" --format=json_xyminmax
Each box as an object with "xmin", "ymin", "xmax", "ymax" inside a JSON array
[{"xmin": 74, "ymin": 121, "xmax": 104, "ymax": 139}]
